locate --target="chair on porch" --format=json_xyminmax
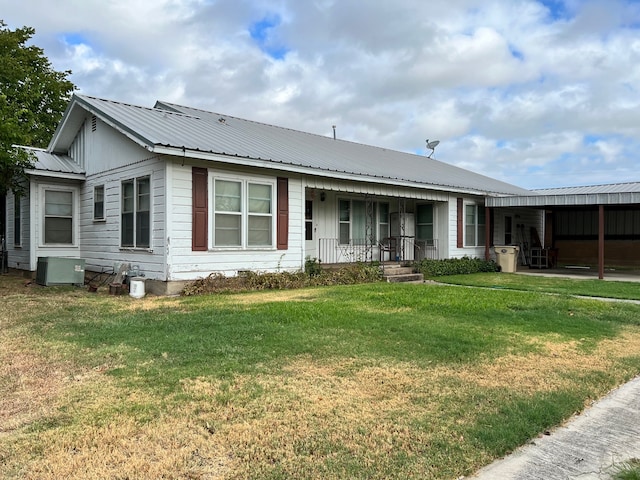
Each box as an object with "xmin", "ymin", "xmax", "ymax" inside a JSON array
[{"xmin": 378, "ymin": 237, "xmax": 397, "ymax": 263}]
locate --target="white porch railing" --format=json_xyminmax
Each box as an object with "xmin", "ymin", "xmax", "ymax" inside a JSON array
[
  {"xmin": 414, "ymin": 239, "xmax": 439, "ymax": 261},
  {"xmin": 318, "ymin": 238, "xmax": 439, "ymax": 264},
  {"xmin": 318, "ymin": 238, "xmax": 374, "ymax": 264}
]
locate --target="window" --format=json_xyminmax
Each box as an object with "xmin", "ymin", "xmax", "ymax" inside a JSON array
[
  {"xmin": 121, "ymin": 177, "xmax": 150, "ymax": 248},
  {"xmin": 504, "ymin": 215, "xmax": 513, "ymax": 244},
  {"xmin": 212, "ymin": 177, "xmax": 274, "ymax": 248},
  {"xmin": 14, "ymin": 195, "xmax": 21, "ymax": 246},
  {"xmin": 305, "ymin": 200, "xmax": 313, "ymax": 241},
  {"xmin": 378, "ymin": 202, "xmax": 389, "ymax": 240},
  {"xmin": 464, "ymin": 204, "xmax": 485, "ymax": 247},
  {"xmin": 339, "ymin": 199, "xmax": 350, "ymax": 244},
  {"xmin": 44, "ymin": 189, "xmax": 74, "ymax": 244},
  {"xmin": 94, "ymin": 185, "xmax": 105, "ymax": 220},
  {"xmin": 338, "ymin": 199, "xmax": 389, "ymax": 244},
  {"xmin": 248, "ymin": 183, "xmax": 272, "ymax": 246},
  {"xmin": 416, "ymin": 204, "xmax": 434, "ymax": 241}
]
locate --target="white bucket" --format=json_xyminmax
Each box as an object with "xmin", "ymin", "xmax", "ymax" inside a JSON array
[{"xmin": 129, "ymin": 277, "xmax": 146, "ymax": 298}]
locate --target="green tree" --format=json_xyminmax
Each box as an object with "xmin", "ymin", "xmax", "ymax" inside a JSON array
[{"xmin": 0, "ymin": 21, "xmax": 75, "ymax": 195}]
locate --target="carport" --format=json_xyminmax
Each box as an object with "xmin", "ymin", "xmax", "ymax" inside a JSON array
[{"xmin": 485, "ymin": 183, "xmax": 640, "ymax": 280}]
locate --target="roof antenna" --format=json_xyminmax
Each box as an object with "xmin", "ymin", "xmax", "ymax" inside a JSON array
[
  {"xmin": 332, "ymin": 125, "xmax": 336, "ymax": 140},
  {"xmin": 426, "ymin": 139, "xmax": 440, "ymax": 158}
]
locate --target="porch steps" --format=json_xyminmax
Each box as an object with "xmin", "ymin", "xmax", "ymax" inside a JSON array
[{"xmin": 381, "ymin": 264, "xmax": 424, "ymax": 283}]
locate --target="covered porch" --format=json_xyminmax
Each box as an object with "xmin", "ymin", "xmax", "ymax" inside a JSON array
[{"xmin": 304, "ymin": 184, "xmax": 447, "ymax": 265}]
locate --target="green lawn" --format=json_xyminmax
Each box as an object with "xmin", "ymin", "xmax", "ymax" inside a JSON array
[
  {"xmin": 432, "ymin": 272, "xmax": 640, "ymax": 300},
  {"xmin": 2, "ymin": 275, "xmax": 640, "ymax": 479}
]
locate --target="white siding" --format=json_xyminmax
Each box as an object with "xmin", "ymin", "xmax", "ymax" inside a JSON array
[
  {"xmin": 492, "ymin": 207, "xmax": 544, "ymax": 247},
  {"xmin": 434, "ymin": 201, "xmax": 449, "ymax": 259},
  {"xmin": 69, "ymin": 116, "xmax": 155, "ymax": 176},
  {"xmin": 447, "ymin": 194, "xmax": 487, "ymax": 259},
  {"xmin": 30, "ymin": 179, "xmax": 82, "ymax": 269},
  {"xmin": 5, "ymin": 190, "xmax": 31, "ymax": 270},
  {"xmin": 79, "ymin": 157, "xmax": 167, "ymax": 280},
  {"xmin": 165, "ymin": 160, "xmax": 304, "ymax": 280}
]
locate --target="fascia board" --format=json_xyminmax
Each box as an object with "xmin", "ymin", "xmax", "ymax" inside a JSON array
[
  {"xmin": 151, "ymin": 145, "xmax": 491, "ymax": 197},
  {"xmin": 25, "ymin": 170, "xmax": 86, "ymax": 181}
]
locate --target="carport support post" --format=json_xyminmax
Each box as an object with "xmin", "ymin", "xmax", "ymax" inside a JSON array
[{"xmin": 598, "ymin": 204, "xmax": 604, "ymax": 280}]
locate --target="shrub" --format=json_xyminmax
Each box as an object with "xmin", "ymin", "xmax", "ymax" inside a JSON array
[
  {"xmin": 181, "ymin": 262, "xmax": 382, "ymax": 296},
  {"xmin": 415, "ymin": 256, "xmax": 500, "ymax": 277},
  {"xmin": 304, "ymin": 257, "xmax": 323, "ymax": 277}
]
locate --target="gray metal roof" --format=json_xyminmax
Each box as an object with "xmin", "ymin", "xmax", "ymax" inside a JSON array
[
  {"xmin": 24, "ymin": 147, "xmax": 85, "ymax": 179},
  {"xmin": 50, "ymin": 94, "xmax": 532, "ymax": 197},
  {"xmin": 487, "ymin": 182, "xmax": 640, "ymax": 207},
  {"xmin": 534, "ymin": 182, "xmax": 640, "ymax": 195}
]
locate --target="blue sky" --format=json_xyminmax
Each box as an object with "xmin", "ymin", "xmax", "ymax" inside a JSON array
[{"xmin": 2, "ymin": 0, "xmax": 640, "ymax": 190}]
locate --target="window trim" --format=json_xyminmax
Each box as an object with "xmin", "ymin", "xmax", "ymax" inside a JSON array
[
  {"xmin": 93, "ymin": 185, "xmax": 105, "ymax": 221},
  {"xmin": 464, "ymin": 203, "xmax": 486, "ymax": 247},
  {"xmin": 210, "ymin": 174, "xmax": 277, "ymax": 250},
  {"xmin": 39, "ymin": 185, "xmax": 78, "ymax": 247},
  {"xmin": 120, "ymin": 176, "xmax": 151, "ymax": 249}
]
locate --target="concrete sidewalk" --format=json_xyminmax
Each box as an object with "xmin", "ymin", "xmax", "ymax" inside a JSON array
[{"xmin": 469, "ymin": 375, "xmax": 640, "ymax": 479}]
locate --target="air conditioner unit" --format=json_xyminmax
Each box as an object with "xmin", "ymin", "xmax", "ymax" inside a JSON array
[{"xmin": 36, "ymin": 257, "xmax": 86, "ymax": 286}]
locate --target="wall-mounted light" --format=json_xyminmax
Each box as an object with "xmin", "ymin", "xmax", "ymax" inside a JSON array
[{"xmin": 320, "ymin": 192, "xmax": 326, "ymax": 202}]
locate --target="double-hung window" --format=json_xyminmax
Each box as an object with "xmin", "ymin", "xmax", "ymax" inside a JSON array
[
  {"xmin": 94, "ymin": 185, "xmax": 105, "ymax": 221},
  {"xmin": 44, "ymin": 189, "xmax": 74, "ymax": 244},
  {"xmin": 121, "ymin": 177, "xmax": 150, "ymax": 248},
  {"xmin": 464, "ymin": 204, "xmax": 486, "ymax": 247},
  {"xmin": 213, "ymin": 178, "xmax": 274, "ymax": 248}
]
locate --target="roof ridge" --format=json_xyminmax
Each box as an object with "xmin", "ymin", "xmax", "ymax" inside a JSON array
[
  {"xmin": 77, "ymin": 94, "xmax": 201, "ymax": 120},
  {"xmin": 156, "ymin": 100, "xmax": 454, "ymax": 163}
]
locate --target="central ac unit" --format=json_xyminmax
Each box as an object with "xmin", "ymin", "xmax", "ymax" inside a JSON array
[{"xmin": 36, "ymin": 257, "xmax": 86, "ymax": 286}]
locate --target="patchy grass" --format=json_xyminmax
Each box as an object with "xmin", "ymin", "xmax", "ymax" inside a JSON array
[
  {"xmin": 613, "ymin": 459, "xmax": 640, "ymax": 480},
  {"xmin": 433, "ymin": 272, "xmax": 640, "ymax": 301},
  {"xmin": 2, "ymin": 274, "xmax": 640, "ymax": 479}
]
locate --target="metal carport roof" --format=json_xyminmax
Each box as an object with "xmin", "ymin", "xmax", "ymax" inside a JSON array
[{"xmin": 486, "ymin": 182, "xmax": 640, "ymax": 207}]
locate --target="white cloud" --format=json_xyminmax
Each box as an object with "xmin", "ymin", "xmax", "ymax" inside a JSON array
[{"xmin": 2, "ymin": 0, "xmax": 640, "ymax": 189}]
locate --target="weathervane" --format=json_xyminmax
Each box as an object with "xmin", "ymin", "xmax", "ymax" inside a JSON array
[{"xmin": 426, "ymin": 139, "xmax": 440, "ymax": 158}]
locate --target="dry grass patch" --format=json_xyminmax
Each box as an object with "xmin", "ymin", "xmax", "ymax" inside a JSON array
[
  {"xmin": 0, "ymin": 291, "xmax": 97, "ymax": 436},
  {"xmin": 227, "ymin": 289, "xmax": 321, "ymax": 304},
  {"xmin": 3, "ymin": 331, "xmax": 640, "ymax": 479},
  {"xmin": 6, "ymin": 417, "xmax": 232, "ymax": 480},
  {"xmin": 3, "ymin": 273, "xmax": 640, "ymax": 479}
]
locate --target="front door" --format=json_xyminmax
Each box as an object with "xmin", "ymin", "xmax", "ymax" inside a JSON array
[{"xmin": 305, "ymin": 199, "xmax": 317, "ymax": 260}]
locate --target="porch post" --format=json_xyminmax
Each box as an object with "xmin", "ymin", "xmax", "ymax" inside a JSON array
[
  {"xmin": 598, "ymin": 204, "xmax": 604, "ymax": 280},
  {"xmin": 485, "ymin": 206, "xmax": 491, "ymax": 261}
]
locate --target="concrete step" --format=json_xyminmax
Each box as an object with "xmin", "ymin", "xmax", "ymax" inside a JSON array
[
  {"xmin": 382, "ymin": 266, "xmax": 415, "ymax": 276},
  {"xmin": 384, "ymin": 273, "xmax": 424, "ymax": 283}
]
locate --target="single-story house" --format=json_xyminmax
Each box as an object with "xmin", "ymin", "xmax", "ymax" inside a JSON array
[{"xmin": 4, "ymin": 94, "xmax": 631, "ymax": 294}]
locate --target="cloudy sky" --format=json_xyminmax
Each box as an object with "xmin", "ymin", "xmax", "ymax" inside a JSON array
[{"xmin": 2, "ymin": 0, "xmax": 640, "ymax": 190}]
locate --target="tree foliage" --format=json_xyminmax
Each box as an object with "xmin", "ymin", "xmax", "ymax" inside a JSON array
[{"xmin": 0, "ymin": 20, "xmax": 75, "ymax": 195}]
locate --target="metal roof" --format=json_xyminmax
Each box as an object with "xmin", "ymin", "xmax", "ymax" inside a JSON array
[
  {"xmin": 24, "ymin": 147, "xmax": 85, "ymax": 179},
  {"xmin": 534, "ymin": 182, "xmax": 640, "ymax": 195},
  {"xmin": 487, "ymin": 182, "xmax": 640, "ymax": 208},
  {"xmin": 50, "ymin": 94, "xmax": 532, "ymax": 197}
]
